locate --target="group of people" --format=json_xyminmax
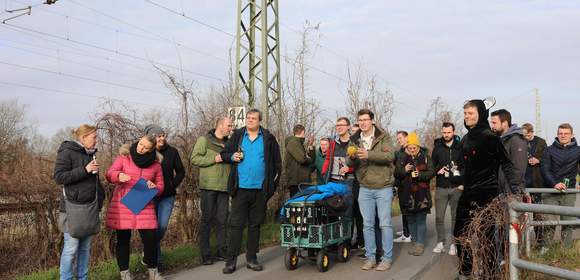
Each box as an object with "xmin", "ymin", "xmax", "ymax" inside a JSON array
[
  {"xmin": 284, "ymin": 100, "xmax": 579, "ymax": 278},
  {"xmin": 53, "ymin": 100, "xmax": 578, "ymax": 280}
]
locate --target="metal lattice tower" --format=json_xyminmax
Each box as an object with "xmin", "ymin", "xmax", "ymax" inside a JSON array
[{"xmin": 235, "ymin": 0, "xmax": 282, "ymax": 128}]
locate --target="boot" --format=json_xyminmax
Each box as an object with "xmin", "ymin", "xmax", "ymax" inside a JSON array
[
  {"xmin": 120, "ymin": 270, "xmax": 133, "ymax": 280},
  {"xmin": 222, "ymin": 258, "xmax": 237, "ymax": 274},
  {"xmin": 148, "ymin": 268, "xmax": 165, "ymax": 280}
]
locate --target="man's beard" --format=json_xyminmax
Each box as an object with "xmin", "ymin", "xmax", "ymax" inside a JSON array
[{"xmin": 443, "ymin": 136, "xmax": 453, "ymax": 143}]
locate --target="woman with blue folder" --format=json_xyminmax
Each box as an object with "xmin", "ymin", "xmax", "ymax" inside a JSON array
[{"xmin": 106, "ymin": 134, "xmax": 165, "ymax": 280}]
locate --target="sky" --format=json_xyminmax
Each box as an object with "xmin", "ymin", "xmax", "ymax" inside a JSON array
[{"xmin": 0, "ymin": 0, "xmax": 578, "ymax": 140}]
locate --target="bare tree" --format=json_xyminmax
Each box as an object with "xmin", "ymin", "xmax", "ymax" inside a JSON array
[
  {"xmin": 0, "ymin": 99, "xmax": 27, "ymax": 164},
  {"xmin": 280, "ymin": 20, "xmax": 325, "ymax": 138},
  {"xmin": 416, "ymin": 97, "xmax": 463, "ymax": 152},
  {"xmin": 344, "ymin": 63, "xmax": 395, "ymax": 134}
]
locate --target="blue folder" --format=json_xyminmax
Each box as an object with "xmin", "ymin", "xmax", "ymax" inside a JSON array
[{"xmin": 121, "ymin": 178, "xmax": 158, "ymax": 215}]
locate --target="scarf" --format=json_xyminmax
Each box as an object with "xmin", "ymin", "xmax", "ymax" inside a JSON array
[{"xmin": 130, "ymin": 142, "xmax": 156, "ymax": 168}]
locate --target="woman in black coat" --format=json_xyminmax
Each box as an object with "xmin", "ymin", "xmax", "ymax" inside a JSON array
[{"xmin": 53, "ymin": 124, "xmax": 104, "ymax": 280}]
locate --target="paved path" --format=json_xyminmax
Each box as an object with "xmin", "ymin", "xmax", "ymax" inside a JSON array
[{"xmin": 168, "ymin": 210, "xmax": 455, "ymax": 280}]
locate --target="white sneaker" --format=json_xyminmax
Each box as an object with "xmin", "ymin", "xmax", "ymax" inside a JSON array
[
  {"xmin": 393, "ymin": 235, "xmax": 412, "ymax": 243},
  {"xmin": 433, "ymin": 242, "xmax": 445, "ymax": 253},
  {"xmin": 396, "ymin": 230, "xmax": 404, "ymax": 236},
  {"xmin": 448, "ymin": 244, "xmax": 457, "ymax": 256}
]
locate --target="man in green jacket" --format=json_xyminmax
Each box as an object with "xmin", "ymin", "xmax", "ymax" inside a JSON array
[
  {"xmin": 348, "ymin": 109, "xmax": 396, "ymax": 272},
  {"xmin": 191, "ymin": 117, "xmax": 233, "ymax": 265},
  {"xmin": 313, "ymin": 137, "xmax": 330, "ymax": 185},
  {"xmin": 284, "ymin": 124, "xmax": 315, "ymax": 197}
]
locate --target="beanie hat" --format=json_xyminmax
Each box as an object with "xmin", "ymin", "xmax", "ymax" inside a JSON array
[
  {"xmin": 407, "ymin": 132, "xmax": 421, "ymax": 147},
  {"xmin": 144, "ymin": 124, "xmax": 165, "ymax": 136}
]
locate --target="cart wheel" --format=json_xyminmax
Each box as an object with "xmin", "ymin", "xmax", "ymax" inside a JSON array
[
  {"xmin": 284, "ymin": 248, "xmax": 299, "ymax": 270},
  {"xmin": 316, "ymin": 250, "xmax": 330, "ymax": 272},
  {"xmin": 337, "ymin": 243, "xmax": 350, "ymax": 262}
]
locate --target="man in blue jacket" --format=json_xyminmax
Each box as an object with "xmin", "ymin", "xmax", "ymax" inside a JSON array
[{"xmin": 540, "ymin": 123, "xmax": 580, "ymax": 247}]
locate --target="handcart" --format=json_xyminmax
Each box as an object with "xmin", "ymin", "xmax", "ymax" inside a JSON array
[{"xmin": 280, "ymin": 183, "xmax": 352, "ymax": 272}]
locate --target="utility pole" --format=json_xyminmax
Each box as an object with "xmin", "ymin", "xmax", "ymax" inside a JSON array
[
  {"xmin": 234, "ymin": 0, "xmax": 282, "ymax": 128},
  {"xmin": 535, "ymin": 88, "xmax": 541, "ymax": 137}
]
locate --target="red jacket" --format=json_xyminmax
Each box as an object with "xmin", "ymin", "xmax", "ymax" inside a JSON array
[
  {"xmin": 105, "ymin": 155, "xmax": 164, "ymax": 230},
  {"xmin": 321, "ymin": 138, "xmax": 355, "ymax": 183}
]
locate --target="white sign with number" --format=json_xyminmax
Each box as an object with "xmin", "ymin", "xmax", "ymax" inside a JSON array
[{"xmin": 228, "ymin": 106, "xmax": 246, "ymax": 129}]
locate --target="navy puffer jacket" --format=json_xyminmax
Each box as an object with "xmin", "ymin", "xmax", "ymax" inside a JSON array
[{"xmin": 541, "ymin": 138, "xmax": 580, "ymax": 188}]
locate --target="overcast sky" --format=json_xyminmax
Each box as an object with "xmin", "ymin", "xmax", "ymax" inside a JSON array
[{"xmin": 0, "ymin": 0, "xmax": 578, "ymax": 140}]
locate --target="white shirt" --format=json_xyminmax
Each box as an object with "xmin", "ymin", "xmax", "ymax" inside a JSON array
[{"xmin": 360, "ymin": 126, "xmax": 375, "ymax": 151}]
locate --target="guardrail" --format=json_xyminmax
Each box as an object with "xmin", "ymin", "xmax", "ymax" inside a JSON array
[{"xmin": 509, "ymin": 188, "xmax": 580, "ymax": 280}]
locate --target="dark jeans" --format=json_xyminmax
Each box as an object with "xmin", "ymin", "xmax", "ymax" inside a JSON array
[
  {"xmin": 116, "ymin": 229, "xmax": 157, "ymax": 271},
  {"xmin": 352, "ymin": 180, "xmax": 364, "ymax": 247},
  {"xmin": 199, "ymin": 190, "xmax": 229, "ymax": 261},
  {"xmin": 402, "ymin": 214, "xmax": 410, "ymax": 237},
  {"xmin": 227, "ymin": 189, "xmax": 266, "ymax": 261},
  {"xmin": 454, "ymin": 188, "xmax": 499, "ymax": 277},
  {"xmin": 407, "ymin": 212, "xmax": 427, "ymax": 245}
]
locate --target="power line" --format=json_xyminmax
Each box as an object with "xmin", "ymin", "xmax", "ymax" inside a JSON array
[
  {"xmin": 0, "ymin": 40, "xmax": 162, "ymax": 86},
  {"xmin": 0, "ymin": 80, "xmax": 178, "ymax": 109},
  {"xmin": 1, "ymin": 22, "xmax": 228, "ymax": 82},
  {"xmin": 142, "ymin": 0, "xmax": 235, "ymax": 37},
  {"xmin": 40, "ymin": 0, "xmax": 229, "ymax": 63},
  {"xmin": 0, "ymin": 27, "xmax": 164, "ymax": 74},
  {"xmin": 0, "ymin": 59, "xmax": 169, "ymax": 96}
]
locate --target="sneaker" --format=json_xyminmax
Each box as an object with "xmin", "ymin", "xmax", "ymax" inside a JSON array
[
  {"xmin": 358, "ymin": 249, "xmax": 367, "ymax": 260},
  {"xmin": 433, "ymin": 242, "xmax": 445, "ymax": 253},
  {"xmin": 361, "ymin": 260, "xmax": 375, "ymax": 270},
  {"xmin": 375, "ymin": 260, "xmax": 392, "ymax": 271},
  {"xmin": 396, "ymin": 230, "xmax": 404, "ymax": 236},
  {"xmin": 148, "ymin": 268, "xmax": 165, "ymax": 280},
  {"xmin": 394, "ymin": 235, "xmax": 412, "ymax": 243},
  {"xmin": 120, "ymin": 270, "xmax": 133, "ymax": 280},
  {"xmin": 448, "ymin": 244, "xmax": 457, "ymax": 256}
]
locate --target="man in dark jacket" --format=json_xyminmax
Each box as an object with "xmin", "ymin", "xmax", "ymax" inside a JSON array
[
  {"xmin": 454, "ymin": 99, "xmax": 523, "ymax": 278},
  {"xmin": 521, "ymin": 123, "xmax": 548, "ymax": 247},
  {"xmin": 490, "ymin": 109, "xmax": 528, "ymax": 194},
  {"xmin": 431, "ymin": 122, "xmax": 463, "ymax": 256},
  {"xmin": 284, "ymin": 124, "xmax": 315, "ymax": 197},
  {"xmin": 540, "ymin": 123, "xmax": 580, "ymax": 247},
  {"xmin": 220, "ymin": 109, "xmax": 282, "ymax": 274},
  {"xmin": 143, "ymin": 124, "xmax": 185, "ymax": 270}
]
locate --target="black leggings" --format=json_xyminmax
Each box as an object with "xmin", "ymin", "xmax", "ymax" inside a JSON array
[{"xmin": 116, "ymin": 229, "xmax": 157, "ymax": 270}]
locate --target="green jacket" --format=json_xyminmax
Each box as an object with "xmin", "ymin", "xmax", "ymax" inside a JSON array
[
  {"xmin": 314, "ymin": 148, "xmax": 326, "ymax": 185},
  {"xmin": 347, "ymin": 126, "xmax": 395, "ymax": 189},
  {"xmin": 284, "ymin": 136, "xmax": 315, "ymax": 186},
  {"xmin": 191, "ymin": 130, "xmax": 230, "ymax": 192}
]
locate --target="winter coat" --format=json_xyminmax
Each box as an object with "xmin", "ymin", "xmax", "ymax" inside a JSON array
[
  {"xmin": 431, "ymin": 136, "xmax": 464, "ymax": 189},
  {"xmin": 284, "ymin": 136, "xmax": 315, "ymax": 186},
  {"xmin": 220, "ymin": 127, "xmax": 282, "ymax": 201},
  {"xmin": 105, "ymin": 144, "xmax": 164, "ymax": 230},
  {"xmin": 525, "ymin": 136, "xmax": 547, "ymax": 188},
  {"xmin": 394, "ymin": 148, "xmax": 435, "ymax": 214},
  {"xmin": 158, "ymin": 144, "xmax": 185, "ymax": 197},
  {"xmin": 347, "ymin": 126, "xmax": 395, "ymax": 189},
  {"xmin": 313, "ymin": 148, "xmax": 327, "ymax": 185},
  {"xmin": 541, "ymin": 138, "xmax": 580, "ymax": 188},
  {"xmin": 321, "ymin": 137, "xmax": 355, "ymax": 183},
  {"xmin": 498, "ymin": 124, "xmax": 528, "ymax": 193},
  {"xmin": 54, "ymin": 141, "xmax": 105, "ymax": 213},
  {"xmin": 461, "ymin": 100, "xmax": 523, "ymax": 193},
  {"xmin": 191, "ymin": 130, "xmax": 231, "ymax": 192}
]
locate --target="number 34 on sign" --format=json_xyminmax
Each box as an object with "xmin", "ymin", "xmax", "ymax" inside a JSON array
[{"xmin": 228, "ymin": 106, "xmax": 246, "ymax": 129}]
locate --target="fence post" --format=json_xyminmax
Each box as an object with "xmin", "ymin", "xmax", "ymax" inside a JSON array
[
  {"xmin": 525, "ymin": 211, "xmax": 533, "ymax": 257},
  {"xmin": 509, "ymin": 207, "xmax": 519, "ymax": 280}
]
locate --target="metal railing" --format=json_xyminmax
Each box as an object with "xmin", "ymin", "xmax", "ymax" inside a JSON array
[{"xmin": 509, "ymin": 188, "xmax": 580, "ymax": 280}]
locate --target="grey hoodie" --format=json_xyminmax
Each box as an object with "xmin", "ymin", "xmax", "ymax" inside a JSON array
[{"xmin": 498, "ymin": 124, "xmax": 528, "ymax": 193}]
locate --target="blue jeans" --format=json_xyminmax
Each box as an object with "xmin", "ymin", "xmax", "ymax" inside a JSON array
[
  {"xmin": 155, "ymin": 195, "xmax": 175, "ymax": 264},
  {"xmin": 60, "ymin": 232, "xmax": 92, "ymax": 280},
  {"xmin": 358, "ymin": 186, "xmax": 394, "ymax": 262},
  {"xmin": 407, "ymin": 212, "xmax": 427, "ymax": 245}
]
